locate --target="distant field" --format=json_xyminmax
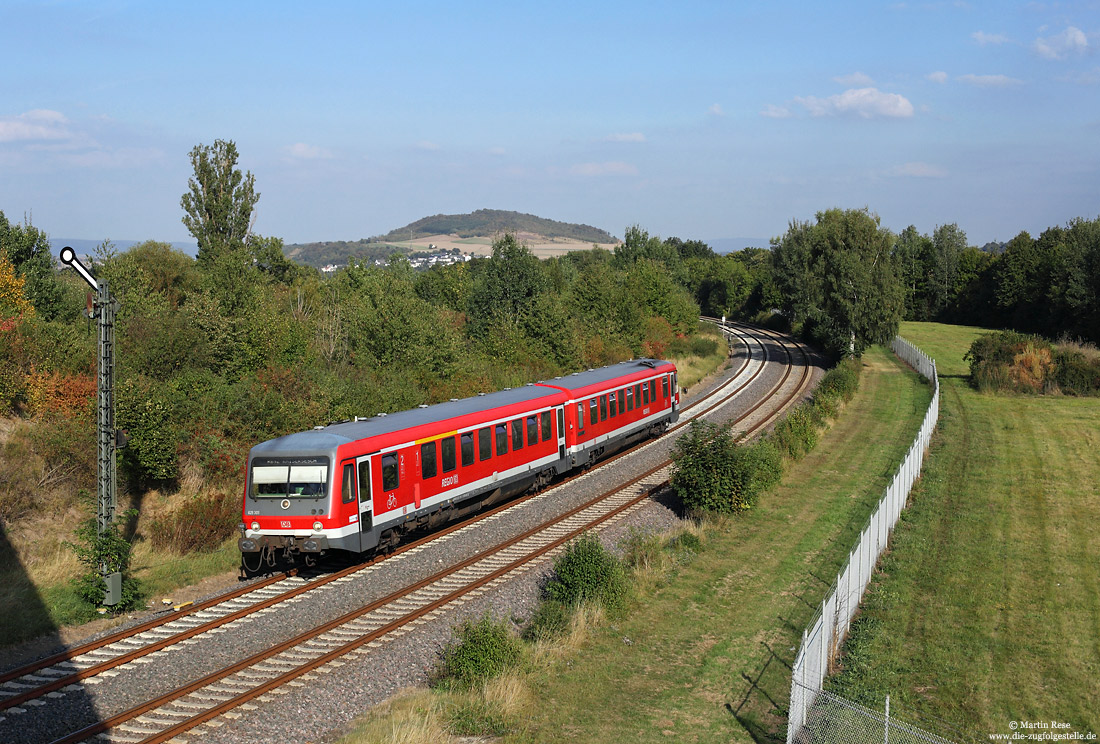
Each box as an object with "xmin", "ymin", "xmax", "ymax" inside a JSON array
[
  {"xmin": 512, "ymin": 346, "xmax": 932, "ymax": 743},
  {"xmin": 827, "ymin": 322, "xmax": 1100, "ymax": 739},
  {"xmin": 398, "ymin": 233, "xmax": 618, "ymax": 258}
]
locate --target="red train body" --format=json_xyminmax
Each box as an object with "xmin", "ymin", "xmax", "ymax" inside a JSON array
[{"xmin": 238, "ymin": 359, "xmax": 678, "ymax": 564}]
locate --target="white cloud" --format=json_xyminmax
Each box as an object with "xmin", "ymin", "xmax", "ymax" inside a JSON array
[
  {"xmin": 415, "ymin": 141, "xmax": 440, "ymax": 151},
  {"xmin": 708, "ymin": 103, "xmax": 725, "ymax": 116},
  {"xmin": 1035, "ymin": 26, "xmax": 1088, "ymax": 60},
  {"xmin": 958, "ymin": 73, "xmax": 1024, "ymax": 87},
  {"xmin": 926, "ymin": 71, "xmax": 949, "ymax": 83},
  {"xmin": 569, "ymin": 161, "xmax": 638, "ymax": 177},
  {"xmin": 0, "ymin": 109, "xmax": 71, "ymax": 142},
  {"xmin": 760, "ymin": 104, "xmax": 792, "ymax": 119},
  {"xmin": 286, "ymin": 142, "xmax": 333, "ymax": 159},
  {"xmin": 605, "ymin": 132, "xmax": 646, "ymax": 143},
  {"xmin": 972, "ymin": 30, "xmax": 1009, "ymax": 45},
  {"xmin": 893, "ymin": 161, "xmax": 948, "ymax": 178},
  {"xmin": 793, "ymin": 87, "xmax": 915, "ymax": 118},
  {"xmin": 488, "ymin": 146, "xmax": 507, "ymax": 156},
  {"xmin": 833, "ymin": 72, "xmax": 874, "ymax": 86}
]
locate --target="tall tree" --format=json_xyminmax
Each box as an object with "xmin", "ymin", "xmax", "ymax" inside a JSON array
[
  {"xmin": 927, "ymin": 223, "xmax": 967, "ymax": 317},
  {"xmin": 892, "ymin": 225, "xmax": 933, "ymax": 320},
  {"xmin": 772, "ymin": 208, "xmax": 904, "ymax": 357},
  {"xmin": 180, "ymin": 140, "xmax": 259, "ymax": 264}
]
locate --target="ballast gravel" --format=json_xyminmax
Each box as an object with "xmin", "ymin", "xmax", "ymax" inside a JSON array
[{"xmin": 0, "ymin": 331, "xmax": 824, "ymax": 744}]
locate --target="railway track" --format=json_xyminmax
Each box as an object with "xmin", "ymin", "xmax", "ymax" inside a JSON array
[{"xmin": 1, "ymin": 324, "xmax": 813, "ymax": 744}]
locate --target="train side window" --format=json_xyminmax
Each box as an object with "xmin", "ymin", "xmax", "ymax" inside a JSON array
[
  {"xmin": 461, "ymin": 432, "xmax": 474, "ymax": 466},
  {"xmin": 589, "ymin": 399, "xmax": 597, "ymax": 426},
  {"xmin": 512, "ymin": 419, "xmax": 524, "ymax": 450},
  {"xmin": 663, "ymin": 376, "xmax": 670, "ymax": 399},
  {"xmin": 599, "ymin": 395, "xmax": 607, "ymax": 421},
  {"xmin": 527, "ymin": 415, "xmax": 538, "ymax": 446},
  {"xmin": 496, "ymin": 423, "xmax": 508, "ymax": 456},
  {"xmin": 558, "ymin": 407, "xmax": 564, "ymax": 438},
  {"xmin": 358, "ymin": 460, "xmax": 370, "ymax": 502},
  {"xmin": 650, "ymin": 379, "xmax": 657, "ymax": 401},
  {"xmin": 479, "ymin": 427, "xmax": 492, "ymax": 460},
  {"xmin": 635, "ymin": 383, "xmax": 642, "ymax": 405},
  {"xmin": 541, "ymin": 411, "xmax": 552, "ymax": 441},
  {"xmin": 626, "ymin": 387, "xmax": 634, "ymax": 411},
  {"xmin": 341, "ymin": 462, "xmax": 356, "ymax": 504},
  {"xmin": 576, "ymin": 403, "xmax": 584, "ymax": 433},
  {"xmin": 442, "ymin": 436, "xmax": 456, "ymax": 472},
  {"xmin": 421, "ymin": 441, "xmax": 437, "ymax": 479},
  {"xmin": 609, "ymin": 391, "xmax": 617, "ymax": 417},
  {"xmin": 643, "ymin": 381, "xmax": 650, "ymax": 405},
  {"xmin": 381, "ymin": 453, "xmax": 399, "ymax": 491}
]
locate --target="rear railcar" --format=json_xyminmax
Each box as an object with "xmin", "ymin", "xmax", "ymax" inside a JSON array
[{"xmin": 540, "ymin": 358, "xmax": 679, "ymax": 469}]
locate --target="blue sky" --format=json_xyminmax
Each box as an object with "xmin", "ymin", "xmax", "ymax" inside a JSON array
[{"xmin": 2, "ymin": 1, "xmax": 1098, "ymax": 247}]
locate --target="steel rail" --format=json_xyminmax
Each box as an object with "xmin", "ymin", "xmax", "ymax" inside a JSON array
[{"xmin": 0, "ymin": 326, "xmax": 766, "ymax": 713}]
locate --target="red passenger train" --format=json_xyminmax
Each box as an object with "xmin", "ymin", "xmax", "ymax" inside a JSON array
[{"xmin": 238, "ymin": 359, "xmax": 678, "ymax": 567}]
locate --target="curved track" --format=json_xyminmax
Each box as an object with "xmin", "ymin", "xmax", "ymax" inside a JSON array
[{"xmin": 0, "ymin": 323, "xmax": 815, "ymax": 744}]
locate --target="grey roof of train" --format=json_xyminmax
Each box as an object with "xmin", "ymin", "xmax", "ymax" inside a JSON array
[
  {"xmin": 251, "ymin": 384, "xmax": 559, "ymax": 456},
  {"xmin": 250, "ymin": 359, "xmax": 670, "ymax": 458}
]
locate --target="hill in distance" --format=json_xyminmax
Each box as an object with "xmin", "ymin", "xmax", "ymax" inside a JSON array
[{"xmin": 284, "ymin": 209, "xmax": 619, "ymax": 269}]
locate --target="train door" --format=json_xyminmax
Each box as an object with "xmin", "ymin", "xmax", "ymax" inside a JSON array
[
  {"xmin": 557, "ymin": 406, "xmax": 566, "ymax": 460},
  {"xmin": 356, "ymin": 455, "xmax": 373, "ymax": 533}
]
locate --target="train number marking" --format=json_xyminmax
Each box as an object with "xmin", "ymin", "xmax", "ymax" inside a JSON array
[
  {"xmin": 349, "ymin": 513, "xmax": 358, "ymax": 524},
  {"xmin": 441, "ymin": 474, "xmax": 459, "ymax": 488}
]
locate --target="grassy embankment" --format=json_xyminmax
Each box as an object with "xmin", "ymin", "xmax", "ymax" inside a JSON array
[
  {"xmin": 340, "ymin": 343, "xmax": 932, "ymax": 744},
  {"xmin": 826, "ymin": 322, "xmax": 1100, "ymax": 738}
]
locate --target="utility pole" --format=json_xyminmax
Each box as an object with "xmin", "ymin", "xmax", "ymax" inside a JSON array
[{"xmin": 59, "ymin": 247, "xmax": 122, "ymax": 606}]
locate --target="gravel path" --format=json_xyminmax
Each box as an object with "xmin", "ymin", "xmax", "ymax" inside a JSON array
[{"xmin": 0, "ymin": 329, "xmax": 824, "ymax": 744}]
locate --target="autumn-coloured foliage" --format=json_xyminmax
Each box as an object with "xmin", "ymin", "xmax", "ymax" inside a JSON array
[
  {"xmin": 0, "ymin": 254, "xmax": 34, "ymax": 325},
  {"xmin": 23, "ymin": 369, "xmax": 96, "ymax": 418}
]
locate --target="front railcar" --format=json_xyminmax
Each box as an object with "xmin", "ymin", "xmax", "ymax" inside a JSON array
[{"xmin": 238, "ymin": 429, "xmax": 370, "ymax": 568}]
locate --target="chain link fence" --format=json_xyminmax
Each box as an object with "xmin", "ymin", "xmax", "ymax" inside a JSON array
[
  {"xmin": 790, "ymin": 682, "xmax": 956, "ymax": 744},
  {"xmin": 787, "ymin": 337, "xmax": 941, "ymax": 744}
]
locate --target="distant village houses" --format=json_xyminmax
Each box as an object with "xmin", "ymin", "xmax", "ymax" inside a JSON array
[{"xmin": 319, "ymin": 249, "xmax": 472, "ymax": 274}]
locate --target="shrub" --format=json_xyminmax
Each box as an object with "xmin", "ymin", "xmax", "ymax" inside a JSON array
[
  {"xmin": 772, "ymin": 403, "xmax": 818, "ymax": 460},
  {"xmin": 671, "ymin": 421, "xmax": 783, "ymax": 513},
  {"xmin": 66, "ymin": 507, "xmax": 145, "ymax": 611},
  {"xmin": 815, "ymin": 357, "xmax": 861, "ymax": 403},
  {"xmin": 522, "ymin": 599, "xmax": 572, "ymax": 642},
  {"xmin": 148, "ymin": 490, "xmax": 239, "ymax": 553},
  {"xmin": 965, "ymin": 331, "xmax": 1054, "ymax": 393},
  {"xmin": 544, "ymin": 532, "xmax": 628, "ymax": 612},
  {"xmin": 691, "ymin": 336, "xmax": 720, "ymax": 357},
  {"xmin": 436, "ymin": 614, "xmax": 522, "ymax": 688},
  {"xmin": 1052, "ymin": 348, "xmax": 1100, "ymax": 395}
]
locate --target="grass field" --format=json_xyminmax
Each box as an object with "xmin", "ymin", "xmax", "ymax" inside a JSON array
[
  {"xmin": 505, "ymin": 345, "xmax": 932, "ymax": 743},
  {"xmin": 826, "ymin": 322, "xmax": 1100, "ymax": 739}
]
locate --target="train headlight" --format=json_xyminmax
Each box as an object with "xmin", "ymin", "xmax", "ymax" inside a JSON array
[
  {"xmin": 312, "ymin": 521, "xmax": 323, "ymax": 532},
  {"xmin": 250, "ymin": 521, "xmax": 260, "ymax": 532}
]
